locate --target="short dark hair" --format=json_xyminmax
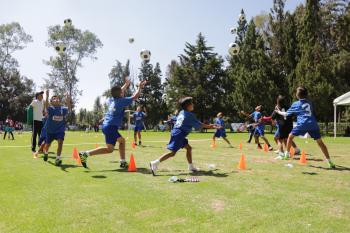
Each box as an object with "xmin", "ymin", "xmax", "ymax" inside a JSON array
[
  {"xmin": 50, "ymin": 95, "xmax": 59, "ymax": 102},
  {"xmin": 296, "ymin": 86, "xmax": 308, "ymax": 99},
  {"xmin": 276, "ymin": 95, "xmax": 287, "ymax": 108},
  {"xmin": 111, "ymin": 86, "xmax": 122, "ymax": 98},
  {"xmin": 179, "ymin": 97, "xmax": 193, "ymax": 110}
]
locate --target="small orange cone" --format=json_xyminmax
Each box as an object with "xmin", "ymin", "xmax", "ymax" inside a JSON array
[
  {"xmin": 239, "ymin": 143, "xmax": 243, "ymax": 150},
  {"xmin": 128, "ymin": 154, "xmax": 137, "ymax": 172},
  {"xmin": 131, "ymin": 141, "xmax": 136, "ymax": 149},
  {"xmin": 95, "ymin": 144, "xmax": 99, "ymax": 148},
  {"xmin": 263, "ymin": 143, "xmax": 268, "ymax": 152},
  {"xmin": 290, "ymin": 147, "xmax": 295, "ymax": 158},
  {"xmin": 72, "ymin": 147, "xmax": 78, "ymax": 160},
  {"xmin": 237, "ymin": 154, "xmax": 246, "ymax": 170},
  {"xmin": 299, "ymin": 150, "xmax": 307, "ymax": 165}
]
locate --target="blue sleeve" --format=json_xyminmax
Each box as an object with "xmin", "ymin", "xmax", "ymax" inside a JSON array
[
  {"xmin": 190, "ymin": 113, "xmax": 202, "ymax": 129},
  {"xmin": 286, "ymin": 102, "xmax": 300, "ymax": 116},
  {"xmin": 120, "ymin": 97, "xmax": 133, "ymax": 108}
]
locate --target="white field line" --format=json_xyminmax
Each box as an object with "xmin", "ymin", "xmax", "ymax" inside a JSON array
[{"xmin": 0, "ymin": 139, "xmax": 212, "ymax": 149}]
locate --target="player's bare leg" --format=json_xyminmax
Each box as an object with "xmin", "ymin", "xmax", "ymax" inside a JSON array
[
  {"xmin": 137, "ymin": 131, "xmax": 142, "ymax": 145},
  {"xmin": 43, "ymin": 143, "xmax": 51, "ymax": 162},
  {"xmin": 184, "ymin": 144, "xmax": 198, "ymax": 172},
  {"xmin": 316, "ymin": 139, "xmax": 335, "ymax": 168},
  {"xmin": 261, "ymin": 136, "xmax": 273, "ymax": 150},
  {"xmin": 133, "ymin": 131, "xmax": 137, "ymax": 144},
  {"xmin": 150, "ymin": 151, "xmax": 176, "ymax": 176},
  {"xmin": 222, "ymin": 137, "xmax": 233, "ymax": 147}
]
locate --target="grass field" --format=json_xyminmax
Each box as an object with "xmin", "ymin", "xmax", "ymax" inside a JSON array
[{"xmin": 0, "ymin": 131, "xmax": 349, "ymax": 233}]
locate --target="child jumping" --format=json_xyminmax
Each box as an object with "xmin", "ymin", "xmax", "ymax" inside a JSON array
[
  {"xmin": 149, "ymin": 97, "xmax": 218, "ymax": 176},
  {"xmin": 212, "ymin": 112, "xmax": 233, "ymax": 147},
  {"xmin": 275, "ymin": 87, "xmax": 335, "ymax": 168},
  {"xmin": 251, "ymin": 106, "xmax": 273, "ymax": 150},
  {"xmin": 78, "ymin": 78, "xmax": 147, "ymax": 168}
]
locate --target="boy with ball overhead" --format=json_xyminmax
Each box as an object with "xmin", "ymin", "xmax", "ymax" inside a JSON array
[
  {"xmin": 78, "ymin": 78, "xmax": 147, "ymax": 169},
  {"xmin": 275, "ymin": 87, "xmax": 335, "ymax": 168},
  {"xmin": 149, "ymin": 97, "xmax": 218, "ymax": 176}
]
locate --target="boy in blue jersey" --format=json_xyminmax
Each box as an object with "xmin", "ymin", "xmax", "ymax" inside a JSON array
[
  {"xmin": 251, "ymin": 106, "xmax": 273, "ymax": 150},
  {"xmin": 131, "ymin": 106, "xmax": 147, "ymax": 146},
  {"xmin": 212, "ymin": 112, "xmax": 233, "ymax": 147},
  {"xmin": 43, "ymin": 90, "xmax": 71, "ymax": 166},
  {"xmin": 78, "ymin": 79, "xmax": 147, "ymax": 169},
  {"xmin": 275, "ymin": 87, "xmax": 335, "ymax": 168},
  {"xmin": 149, "ymin": 97, "xmax": 218, "ymax": 176}
]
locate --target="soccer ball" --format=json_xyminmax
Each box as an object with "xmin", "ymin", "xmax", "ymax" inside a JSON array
[
  {"xmin": 55, "ymin": 41, "xmax": 66, "ymax": 54},
  {"xmin": 239, "ymin": 13, "xmax": 246, "ymax": 22},
  {"xmin": 64, "ymin": 18, "xmax": 72, "ymax": 26},
  {"xmin": 196, "ymin": 54, "xmax": 201, "ymax": 60},
  {"xmin": 230, "ymin": 27, "xmax": 237, "ymax": 34},
  {"xmin": 162, "ymin": 93, "xmax": 168, "ymax": 100},
  {"xmin": 140, "ymin": 49, "xmax": 151, "ymax": 61},
  {"xmin": 228, "ymin": 42, "xmax": 240, "ymax": 56},
  {"xmin": 128, "ymin": 37, "xmax": 134, "ymax": 44}
]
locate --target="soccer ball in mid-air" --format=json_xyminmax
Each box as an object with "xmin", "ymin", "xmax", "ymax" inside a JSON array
[
  {"xmin": 140, "ymin": 49, "xmax": 151, "ymax": 61},
  {"xmin": 239, "ymin": 13, "xmax": 246, "ymax": 22},
  {"xmin": 230, "ymin": 27, "xmax": 237, "ymax": 34},
  {"xmin": 228, "ymin": 42, "xmax": 240, "ymax": 56},
  {"xmin": 128, "ymin": 37, "xmax": 134, "ymax": 44},
  {"xmin": 196, "ymin": 54, "xmax": 201, "ymax": 60},
  {"xmin": 64, "ymin": 18, "xmax": 72, "ymax": 26},
  {"xmin": 162, "ymin": 93, "xmax": 168, "ymax": 100},
  {"xmin": 55, "ymin": 41, "xmax": 66, "ymax": 55}
]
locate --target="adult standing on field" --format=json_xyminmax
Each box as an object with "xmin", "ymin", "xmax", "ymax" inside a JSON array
[{"xmin": 30, "ymin": 91, "xmax": 45, "ymax": 153}]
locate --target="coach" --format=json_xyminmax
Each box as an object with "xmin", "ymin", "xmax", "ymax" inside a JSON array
[{"xmin": 30, "ymin": 91, "xmax": 44, "ymax": 153}]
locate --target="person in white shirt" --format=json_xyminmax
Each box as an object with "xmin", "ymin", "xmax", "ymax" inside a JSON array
[{"xmin": 30, "ymin": 91, "xmax": 44, "ymax": 153}]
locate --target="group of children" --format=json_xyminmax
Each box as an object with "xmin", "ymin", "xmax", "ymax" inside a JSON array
[{"xmin": 32, "ymin": 78, "xmax": 335, "ymax": 172}]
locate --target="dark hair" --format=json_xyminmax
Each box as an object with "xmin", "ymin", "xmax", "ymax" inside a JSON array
[
  {"xmin": 111, "ymin": 86, "xmax": 122, "ymax": 98},
  {"xmin": 179, "ymin": 97, "xmax": 193, "ymax": 110},
  {"xmin": 50, "ymin": 95, "xmax": 59, "ymax": 102},
  {"xmin": 276, "ymin": 95, "xmax": 287, "ymax": 108},
  {"xmin": 296, "ymin": 86, "xmax": 308, "ymax": 99}
]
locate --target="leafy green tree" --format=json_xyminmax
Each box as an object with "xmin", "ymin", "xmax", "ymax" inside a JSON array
[
  {"xmin": 92, "ymin": 96, "xmax": 103, "ymax": 123},
  {"xmin": 103, "ymin": 60, "xmax": 132, "ymax": 97}
]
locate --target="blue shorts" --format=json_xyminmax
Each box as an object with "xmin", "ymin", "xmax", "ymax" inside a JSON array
[
  {"xmin": 214, "ymin": 129, "xmax": 227, "ymax": 138},
  {"xmin": 134, "ymin": 125, "xmax": 144, "ymax": 132},
  {"xmin": 291, "ymin": 127, "xmax": 321, "ymax": 140},
  {"xmin": 103, "ymin": 125, "xmax": 122, "ymax": 146},
  {"xmin": 254, "ymin": 126, "xmax": 265, "ymax": 136},
  {"xmin": 46, "ymin": 132, "xmax": 65, "ymax": 144},
  {"xmin": 167, "ymin": 129, "xmax": 189, "ymax": 152},
  {"xmin": 274, "ymin": 126, "xmax": 280, "ymax": 138}
]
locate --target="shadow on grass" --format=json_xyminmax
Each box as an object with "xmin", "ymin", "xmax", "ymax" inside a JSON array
[
  {"xmin": 47, "ymin": 161, "xmax": 81, "ymax": 172},
  {"xmin": 309, "ymin": 164, "xmax": 350, "ymax": 172},
  {"xmin": 91, "ymin": 175, "xmax": 107, "ymax": 179},
  {"xmin": 157, "ymin": 169, "xmax": 232, "ymax": 178},
  {"xmin": 302, "ymin": 172, "xmax": 318, "ymax": 175},
  {"xmin": 84, "ymin": 167, "xmax": 152, "ymax": 175}
]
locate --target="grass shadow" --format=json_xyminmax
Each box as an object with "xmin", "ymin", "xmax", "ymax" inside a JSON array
[
  {"xmin": 47, "ymin": 161, "xmax": 80, "ymax": 172},
  {"xmin": 302, "ymin": 172, "xmax": 318, "ymax": 175},
  {"xmin": 91, "ymin": 175, "xmax": 107, "ymax": 179},
  {"xmin": 84, "ymin": 167, "xmax": 152, "ymax": 175},
  {"xmin": 309, "ymin": 164, "xmax": 350, "ymax": 172},
  {"xmin": 158, "ymin": 169, "xmax": 230, "ymax": 178}
]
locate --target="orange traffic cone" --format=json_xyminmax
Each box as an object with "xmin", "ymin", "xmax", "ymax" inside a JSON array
[
  {"xmin": 239, "ymin": 143, "xmax": 243, "ymax": 150},
  {"xmin": 263, "ymin": 143, "xmax": 268, "ymax": 152},
  {"xmin": 299, "ymin": 150, "xmax": 307, "ymax": 165},
  {"xmin": 72, "ymin": 147, "xmax": 78, "ymax": 160},
  {"xmin": 237, "ymin": 154, "xmax": 246, "ymax": 170},
  {"xmin": 131, "ymin": 141, "xmax": 136, "ymax": 149},
  {"xmin": 290, "ymin": 147, "xmax": 295, "ymax": 158},
  {"xmin": 128, "ymin": 154, "xmax": 137, "ymax": 172}
]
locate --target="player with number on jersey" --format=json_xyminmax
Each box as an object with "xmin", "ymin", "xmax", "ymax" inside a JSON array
[{"xmin": 275, "ymin": 87, "xmax": 335, "ymax": 168}]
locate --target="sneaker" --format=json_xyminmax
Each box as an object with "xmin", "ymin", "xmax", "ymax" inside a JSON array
[
  {"xmin": 274, "ymin": 152, "xmax": 284, "ymax": 160},
  {"xmin": 268, "ymin": 146, "xmax": 274, "ymax": 151},
  {"xmin": 139, "ymin": 141, "xmax": 142, "ymax": 146},
  {"xmin": 55, "ymin": 159, "xmax": 62, "ymax": 166},
  {"xmin": 328, "ymin": 161, "xmax": 336, "ymax": 169},
  {"xmin": 78, "ymin": 152, "xmax": 88, "ymax": 168},
  {"xmin": 43, "ymin": 154, "xmax": 48, "ymax": 162},
  {"xmin": 150, "ymin": 162, "xmax": 158, "ymax": 176},
  {"xmin": 189, "ymin": 166, "xmax": 200, "ymax": 173},
  {"xmin": 283, "ymin": 152, "xmax": 290, "ymax": 160},
  {"xmin": 120, "ymin": 161, "xmax": 128, "ymax": 168}
]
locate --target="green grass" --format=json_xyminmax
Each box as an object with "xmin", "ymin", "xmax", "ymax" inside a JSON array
[{"xmin": 0, "ymin": 131, "xmax": 349, "ymax": 233}]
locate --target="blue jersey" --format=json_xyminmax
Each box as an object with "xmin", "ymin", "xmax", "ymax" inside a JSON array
[
  {"xmin": 46, "ymin": 106, "xmax": 68, "ymax": 134},
  {"xmin": 133, "ymin": 111, "xmax": 146, "ymax": 127},
  {"xmin": 215, "ymin": 117, "xmax": 225, "ymax": 132},
  {"xmin": 174, "ymin": 110, "xmax": 202, "ymax": 134},
  {"xmin": 251, "ymin": 111, "xmax": 264, "ymax": 129},
  {"xmin": 103, "ymin": 97, "xmax": 133, "ymax": 127},
  {"xmin": 170, "ymin": 115, "xmax": 177, "ymax": 124},
  {"xmin": 41, "ymin": 117, "xmax": 47, "ymax": 136},
  {"xmin": 286, "ymin": 99, "xmax": 318, "ymax": 130}
]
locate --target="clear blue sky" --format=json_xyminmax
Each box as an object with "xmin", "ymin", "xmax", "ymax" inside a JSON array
[{"xmin": 1, "ymin": 0, "xmax": 304, "ymax": 110}]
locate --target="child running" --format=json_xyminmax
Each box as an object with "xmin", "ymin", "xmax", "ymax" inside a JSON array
[
  {"xmin": 78, "ymin": 79, "xmax": 147, "ymax": 169},
  {"xmin": 275, "ymin": 87, "xmax": 335, "ymax": 168},
  {"xmin": 131, "ymin": 106, "xmax": 147, "ymax": 146},
  {"xmin": 251, "ymin": 106, "xmax": 273, "ymax": 150},
  {"xmin": 212, "ymin": 112, "xmax": 233, "ymax": 147},
  {"xmin": 43, "ymin": 90, "xmax": 71, "ymax": 166},
  {"xmin": 149, "ymin": 97, "xmax": 218, "ymax": 176}
]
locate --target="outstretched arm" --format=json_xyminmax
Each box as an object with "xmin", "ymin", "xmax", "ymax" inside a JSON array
[
  {"xmin": 131, "ymin": 80, "xmax": 147, "ymax": 100},
  {"xmin": 201, "ymin": 123, "xmax": 220, "ymax": 129},
  {"xmin": 121, "ymin": 77, "xmax": 131, "ymax": 96},
  {"xmin": 44, "ymin": 90, "xmax": 49, "ymax": 109}
]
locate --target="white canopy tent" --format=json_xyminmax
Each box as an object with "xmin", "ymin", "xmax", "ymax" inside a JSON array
[{"xmin": 333, "ymin": 91, "xmax": 350, "ymax": 138}]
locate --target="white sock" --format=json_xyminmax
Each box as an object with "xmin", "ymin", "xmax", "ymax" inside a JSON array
[
  {"xmin": 120, "ymin": 159, "xmax": 126, "ymax": 163},
  {"xmin": 188, "ymin": 163, "xmax": 194, "ymax": 169},
  {"xmin": 326, "ymin": 158, "xmax": 332, "ymax": 163},
  {"xmin": 86, "ymin": 151, "xmax": 90, "ymax": 156},
  {"xmin": 153, "ymin": 159, "xmax": 160, "ymax": 165},
  {"xmin": 56, "ymin": 155, "xmax": 61, "ymax": 160}
]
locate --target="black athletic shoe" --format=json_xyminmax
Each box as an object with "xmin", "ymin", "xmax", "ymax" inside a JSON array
[
  {"xmin": 79, "ymin": 152, "xmax": 88, "ymax": 168},
  {"xmin": 120, "ymin": 161, "xmax": 128, "ymax": 168},
  {"xmin": 55, "ymin": 159, "xmax": 62, "ymax": 166},
  {"xmin": 43, "ymin": 154, "xmax": 48, "ymax": 162},
  {"xmin": 139, "ymin": 141, "xmax": 142, "ymax": 146}
]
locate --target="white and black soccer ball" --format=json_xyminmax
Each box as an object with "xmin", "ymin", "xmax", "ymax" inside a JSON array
[
  {"xmin": 55, "ymin": 41, "xmax": 66, "ymax": 55},
  {"xmin": 239, "ymin": 13, "xmax": 246, "ymax": 22},
  {"xmin": 162, "ymin": 93, "xmax": 168, "ymax": 100},
  {"xmin": 64, "ymin": 18, "xmax": 72, "ymax": 26},
  {"xmin": 196, "ymin": 54, "xmax": 201, "ymax": 60},
  {"xmin": 228, "ymin": 42, "xmax": 240, "ymax": 56},
  {"xmin": 140, "ymin": 49, "xmax": 151, "ymax": 61},
  {"xmin": 230, "ymin": 27, "xmax": 237, "ymax": 34},
  {"xmin": 128, "ymin": 37, "xmax": 134, "ymax": 44}
]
